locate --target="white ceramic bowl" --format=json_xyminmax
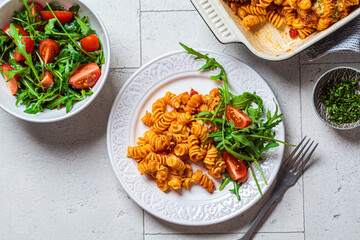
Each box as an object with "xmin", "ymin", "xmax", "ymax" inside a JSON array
[
  {"xmin": 191, "ymin": 0, "xmax": 360, "ymax": 61},
  {"xmin": 0, "ymin": 0, "xmax": 110, "ymax": 123}
]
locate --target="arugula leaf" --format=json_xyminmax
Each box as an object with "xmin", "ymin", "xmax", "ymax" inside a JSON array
[
  {"xmin": 69, "ymin": 4, "xmax": 80, "ymax": 16},
  {"xmin": 181, "ymin": 43, "xmax": 293, "ymax": 201},
  {"xmin": 8, "ymin": 24, "xmax": 40, "ymax": 83},
  {"xmin": 74, "ymin": 16, "xmax": 90, "ymax": 36}
]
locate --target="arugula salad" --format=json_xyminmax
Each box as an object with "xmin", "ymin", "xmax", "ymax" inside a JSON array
[
  {"xmin": 0, "ymin": 1, "xmax": 105, "ymax": 114},
  {"xmin": 181, "ymin": 43, "xmax": 291, "ymax": 200}
]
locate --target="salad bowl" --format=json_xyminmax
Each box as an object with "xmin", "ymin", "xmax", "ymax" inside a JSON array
[{"xmin": 0, "ymin": 0, "xmax": 110, "ymax": 123}]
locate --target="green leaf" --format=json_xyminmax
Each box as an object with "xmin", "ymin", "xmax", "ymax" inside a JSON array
[
  {"xmin": 45, "ymin": 18, "xmax": 57, "ymax": 35},
  {"xmin": 75, "ymin": 16, "xmax": 90, "ymax": 35},
  {"xmin": 69, "ymin": 4, "xmax": 80, "ymax": 16}
]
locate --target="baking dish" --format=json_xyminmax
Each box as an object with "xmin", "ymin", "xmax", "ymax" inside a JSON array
[{"xmin": 191, "ymin": 0, "xmax": 360, "ymax": 61}]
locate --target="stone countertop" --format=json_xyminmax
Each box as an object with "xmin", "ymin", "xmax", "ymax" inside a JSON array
[{"xmin": 1, "ymin": 0, "xmax": 359, "ymax": 239}]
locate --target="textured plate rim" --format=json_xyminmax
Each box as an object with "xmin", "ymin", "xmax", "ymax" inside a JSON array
[{"xmin": 106, "ymin": 49, "xmax": 285, "ymax": 226}]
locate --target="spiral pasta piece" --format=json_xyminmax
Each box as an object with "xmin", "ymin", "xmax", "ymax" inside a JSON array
[
  {"xmin": 208, "ymin": 158, "xmax": 226, "ymax": 179},
  {"xmin": 192, "ymin": 170, "xmax": 216, "ymax": 194},
  {"xmin": 145, "ymin": 152, "xmax": 167, "ymax": 167},
  {"xmin": 167, "ymin": 174, "xmax": 182, "ymax": 190},
  {"xmin": 168, "ymin": 121, "xmax": 183, "ymax": 134},
  {"xmin": 267, "ymin": 10, "xmax": 284, "ymax": 28},
  {"xmin": 177, "ymin": 112, "xmax": 193, "ymax": 125},
  {"xmin": 152, "ymin": 111, "xmax": 177, "ymax": 133},
  {"xmin": 178, "ymin": 92, "xmax": 191, "ymax": 105},
  {"xmin": 127, "ymin": 144, "xmax": 153, "ymax": 161},
  {"xmin": 166, "ymin": 154, "xmax": 186, "ymax": 174},
  {"xmin": 243, "ymin": 15, "xmax": 266, "ymax": 30},
  {"xmin": 316, "ymin": 17, "xmax": 330, "ymax": 31},
  {"xmin": 257, "ymin": 0, "xmax": 273, "ymax": 8},
  {"xmin": 183, "ymin": 94, "xmax": 203, "ymax": 114},
  {"xmin": 165, "ymin": 91, "xmax": 181, "ymax": 109},
  {"xmin": 241, "ymin": 4, "xmax": 267, "ymax": 15},
  {"xmin": 141, "ymin": 111, "xmax": 154, "ymax": 127},
  {"xmin": 137, "ymin": 159, "xmax": 158, "ymax": 175},
  {"xmin": 143, "ymin": 130, "xmax": 170, "ymax": 151},
  {"xmin": 203, "ymin": 145, "xmax": 219, "ymax": 166},
  {"xmin": 174, "ymin": 143, "xmax": 189, "ymax": 157},
  {"xmin": 297, "ymin": 27, "xmax": 315, "ymax": 39},
  {"xmin": 151, "ymin": 98, "xmax": 167, "ymax": 122},
  {"xmin": 188, "ymin": 135, "xmax": 205, "ymax": 162},
  {"xmin": 190, "ymin": 120, "xmax": 209, "ymax": 143},
  {"xmin": 182, "ymin": 177, "xmax": 195, "ymax": 190}
]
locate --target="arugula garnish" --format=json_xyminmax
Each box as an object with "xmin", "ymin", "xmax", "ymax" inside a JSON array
[{"xmin": 180, "ymin": 43, "xmax": 292, "ymax": 200}]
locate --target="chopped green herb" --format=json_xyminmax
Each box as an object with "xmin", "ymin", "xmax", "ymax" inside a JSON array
[{"xmin": 320, "ymin": 79, "xmax": 360, "ymax": 124}]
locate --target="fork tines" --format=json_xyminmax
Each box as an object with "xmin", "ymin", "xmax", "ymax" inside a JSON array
[{"xmin": 284, "ymin": 136, "xmax": 318, "ymax": 175}]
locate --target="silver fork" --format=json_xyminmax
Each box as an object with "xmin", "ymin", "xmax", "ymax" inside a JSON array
[{"xmin": 240, "ymin": 136, "xmax": 318, "ymax": 240}]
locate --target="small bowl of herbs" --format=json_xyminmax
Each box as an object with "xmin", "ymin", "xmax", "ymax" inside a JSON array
[
  {"xmin": 313, "ymin": 67, "xmax": 360, "ymax": 130},
  {"xmin": 0, "ymin": 0, "xmax": 110, "ymax": 123}
]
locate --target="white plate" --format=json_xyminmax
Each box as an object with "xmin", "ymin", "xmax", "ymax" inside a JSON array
[{"xmin": 106, "ymin": 50, "xmax": 285, "ymax": 226}]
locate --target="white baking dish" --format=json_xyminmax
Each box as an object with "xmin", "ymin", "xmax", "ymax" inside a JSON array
[{"xmin": 191, "ymin": 0, "xmax": 360, "ymax": 61}]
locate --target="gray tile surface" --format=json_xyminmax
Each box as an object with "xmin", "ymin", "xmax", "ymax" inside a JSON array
[{"xmin": 1, "ymin": 0, "xmax": 360, "ymax": 239}]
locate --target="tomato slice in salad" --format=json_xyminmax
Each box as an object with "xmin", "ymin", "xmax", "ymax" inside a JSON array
[
  {"xmin": 3, "ymin": 25, "xmax": 29, "ymax": 39},
  {"xmin": 237, "ymin": 169, "xmax": 250, "ymax": 185},
  {"xmin": 39, "ymin": 39, "xmax": 60, "ymax": 65},
  {"xmin": 69, "ymin": 63, "xmax": 101, "ymax": 89},
  {"xmin": 80, "ymin": 35, "xmax": 100, "ymax": 52},
  {"xmin": 1, "ymin": 64, "xmax": 18, "ymax": 95},
  {"xmin": 13, "ymin": 37, "xmax": 35, "ymax": 61},
  {"xmin": 40, "ymin": 71, "xmax": 54, "ymax": 90},
  {"xmin": 40, "ymin": 11, "xmax": 74, "ymax": 24},
  {"xmin": 226, "ymin": 105, "xmax": 252, "ymax": 128},
  {"xmin": 30, "ymin": 2, "xmax": 44, "ymax": 31},
  {"xmin": 222, "ymin": 150, "xmax": 247, "ymax": 181}
]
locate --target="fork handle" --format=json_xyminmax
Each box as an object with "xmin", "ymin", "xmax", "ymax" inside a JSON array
[{"xmin": 240, "ymin": 193, "xmax": 281, "ymax": 240}]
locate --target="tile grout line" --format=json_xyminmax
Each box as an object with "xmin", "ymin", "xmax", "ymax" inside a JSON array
[
  {"xmin": 141, "ymin": 9, "xmax": 196, "ymax": 13},
  {"xmin": 139, "ymin": 0, "xmax": 143, "ymax": 67},
  {"xmin": 139, "ymin": 2, "xmax": 145, "ymax": 240},
  {"xmin": 299, "ymin": 59, "xmax": 306, "ymax": 240},
  {"xmin": 110, "ymin": 67, "xmax": 139, "ymax": 70},
  {"xmin": 144, "ymin": 231, "xmax": 305, "ymax": 235},
  {"xmin": 301, "ymin": 61, "xmax": 360, "ymax": 65}
]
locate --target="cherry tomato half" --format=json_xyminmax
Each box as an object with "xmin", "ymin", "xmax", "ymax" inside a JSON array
[
  {"xmin": 30, "ymin": 2, "xmax": 44, "ymax": 31},
  {"xmin": 39, "ymin": 39, "xmax": 60, "ymax": 65},
  {"xmin": 190, "ymin": 88, "xmax": 198, "ymax": 97},
  {"xmin": 40, "ymin": 11, "xmax": 74, "ymax": 25},
  {"xmin": 289, "ymin": 27, "xmax": 298, "ymax": 39},
  {"xmin": 69, "ymin": 63, "xmax": 101, "ymax": 89},
  {"xmin": 1, "ymin": 64, "xmax": 18, "ymax": 95},
  {"xmin": 222, "ymin": 150, "xmax": 247, "ymax": 181},
  {"xmin": 226, "ymin": 105, "xmax": 252, "ymax": 128},
  {"xmin": 3, "ymin": 25, "xmax": 29, "ymax": 39},
  {"xmin": 79, "ymin": 35, "xmax": 100, "ymax": 52},
  {"xmin": 40, "ymin": 71, "xmax": 54, "ymax": 90},
  {"xmin": 237, "ymin": 169, "xmax": 250, "ymax": 185},
  {"xmin": 13, "ymin": 37, "xmax": 35, "ymax": 61}
]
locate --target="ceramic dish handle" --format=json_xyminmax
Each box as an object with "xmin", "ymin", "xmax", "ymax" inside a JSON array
[{"xmin": 191, "ymin": 0, "xmax": 240, "ymax": 44}]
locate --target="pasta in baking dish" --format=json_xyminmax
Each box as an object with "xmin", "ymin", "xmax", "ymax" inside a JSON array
[
  {"xmin": 127, "ymin": 88, "xmax": 226, "ymax": 194},
  {"xmin": 225, "ymin": 0, "xmax": 360, "ymax": 39}
]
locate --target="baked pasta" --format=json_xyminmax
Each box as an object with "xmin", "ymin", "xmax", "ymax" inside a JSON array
[
  {"xmin": 127, "ymin": 89, "xmax": 225, "ymax": 194},
  {"xmin": 224, "ymin": 0, "xmax": 360, "ymax": 39}
]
